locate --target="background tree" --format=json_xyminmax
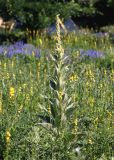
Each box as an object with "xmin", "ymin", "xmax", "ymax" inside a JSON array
[{"xmin": 0, "ymin": 0, "xmax": 113, "ymax": 30}]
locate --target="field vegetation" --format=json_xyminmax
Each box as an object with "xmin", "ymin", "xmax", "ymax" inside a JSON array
[{"xmin": 0, "ymin": 15, "xmax": 114, "ymax": 160}]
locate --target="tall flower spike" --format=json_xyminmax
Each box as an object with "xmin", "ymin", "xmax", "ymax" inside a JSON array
[{"xmin": 56, "ymin": 15, "xmax": 64, "ymax": 58}]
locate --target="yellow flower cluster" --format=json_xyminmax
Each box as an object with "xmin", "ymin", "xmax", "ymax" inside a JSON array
[
  {"xmin": 69, "ymin": 74, "xmax": 78, "ymax": 82},
  {"xmin": 47, "ymin": 105, "xmax": 51, "ymax": 114},
  {"xmin": 9, "ymin": 87, "xmax": 15, "ymax": 98},
  {"xmin": 6, "ymin": 130, "xmax": 11, "ymax": 144},
  {"xmin": 18, "ymin": 105, "xmax": 23, "ymax": 114},
  {"xmin": 58, "ymin": 91, "xmax": 64, "ymax": 101},
  {"xmin": 72, "ymin": 118, "xmax": 78, "ymax": 134},
  {"xmin": 110, "ymin": 69, "xmax": 114, "ymax": 81},
  {"xmin": 88, "ymin": 139, "xmax": 93, "ymax": 144},
  {"xmin": 37, "ymin": 62, "xmax": 40, "ymax": 79},
  {"xmin": 85, "ymin": 68, "xmax": 95, "ymax": 82}
]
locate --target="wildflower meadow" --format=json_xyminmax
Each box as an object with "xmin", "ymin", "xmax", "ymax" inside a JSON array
[{"xmin": 0, "ymin": 15, "xmax": 114, "ymax": 160}]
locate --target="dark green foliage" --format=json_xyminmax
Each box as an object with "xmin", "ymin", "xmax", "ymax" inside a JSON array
[{"xmin": 0, "ymin": 0, "xmax": 95, "ymax": 29}]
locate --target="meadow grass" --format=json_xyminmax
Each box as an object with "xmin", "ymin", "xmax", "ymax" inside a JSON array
[{"xmin": 0, "ymin": 18, "xmax": 114, "ymax": 159}]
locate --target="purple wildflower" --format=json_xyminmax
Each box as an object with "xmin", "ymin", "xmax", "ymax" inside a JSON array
[{"xmin": 80, "ymin": 49, "xmax": 104, "ymax": 58}]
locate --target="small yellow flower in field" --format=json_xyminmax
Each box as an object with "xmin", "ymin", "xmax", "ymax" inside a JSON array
[
  {"xmin": 86, "ymin": 81, "xmax": 92, "ymax": 88},
  {"xmin": 72, "ymin": 119, "xmax": 78, "ymax": 134},
  {"xmin": 18, "ymin": 105, "xmax": 23, "ymax": 114},
  {"xmin": 6, "ymin": 130, "xmax": 11, "ymax": 144},
  {"xmin": 74, "ymin": 118, "xmax": 78, "ymax": 126},
  {"xmin": 86, "ymin": 69, "xmax": 95, "ymax": 82},
  {"xmin": 107, "ymin": 111, "xmax": 112, "ymax": 118},
  {"xmin": 98, "ymin": 83, "xmax": 103, "ymax": 89},
  {"xmin": 26, "ymin": 94, "xmax": 30, "ymax": 101},
  {"xmin": 9, "ymin": 87, "xmax": 15, "ymax": 98},
  {"xmin": 37, "ymin": 62, "xmax": 40, "ymax": 79},
  {"xmin": 4, "ymin": 63, "xmax": 6, "ymax": 70},
  {"xmin": 88, "ymin": 139, "xmax": 93, "ymax": 144},
  {"xmin": 58, "ymin": 91, "xmax": 64, "ymax": 101},
  {"xmin": 87, "ymin": 96, "xmax": 95, "ymax": 106},
  {"xmin": 69, "ymin": 74, "xmax": 78, "ymax": 82}
]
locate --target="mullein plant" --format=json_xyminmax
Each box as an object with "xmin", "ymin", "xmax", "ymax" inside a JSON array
[{"xmin": 38, "ymin": 15, "xmax": 76, "ymax": 156}]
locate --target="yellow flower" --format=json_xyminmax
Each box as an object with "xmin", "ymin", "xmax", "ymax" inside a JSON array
[
  {"xmin": 18, "ymin": 105, "xmax": 23, "ymax": 114},
  {"xmin": 107, "ymin": 111, "xmax": 112, "ymax": 118},
  {"xmin": 69, "ymin": 74, "xmax": 78, "ymax": 82},
  {"xmin": 86, "ymin": 81, "xmax": 92, "ymax": 89},
  {"xmin": 4, "ymin": 63, "xmax": 6, "ymax": 70},
  {"xmin": 9, "ymin": 87, "xmax": 15, "ymax": 98},
  {"xmin": 6, "ymin": 130, "xmax": 11, "ymax": 144},
  {"xmin": 30, "ymin": 86, "xmax": 33, "ymax": 95},
  {"xmin": 58, "ymin": 91, "xmax": 64, "ymax": 101},
  {"xmin": 26, "ymin": 94, "xmax": 30, "ymax": 101},
  {"xmin": 47, "ymin": 105, "xmax": 51, "ymax": 114},
  {"xmin": 88, "ymin": 139, "xmax": 93, "ymax": 144},
  {"xmin": 85, "ymin": 68, "xmax": 95, "ymax": 82},
  {"xmin": 37, "ymin": 62, "xmax": 40, "ymax": 79},
  {"xmin": 74, "ymin": 118, "xmax": 78, "ymax": 126},
  {"xmin": 72, "ymin": 119, "xmax": 78, "ymax": 134},
  {"xmin": 98, "ymin": 83, "xmax": 103, "ymax": 89},
  {"xmin": 87, "ymin": 96, "xmax": 95, "ymax": 106}
]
